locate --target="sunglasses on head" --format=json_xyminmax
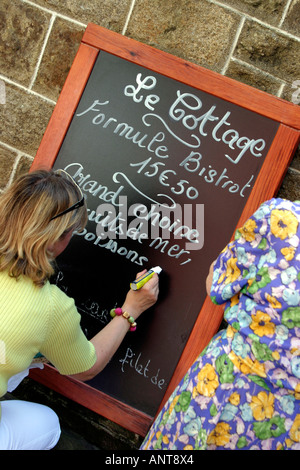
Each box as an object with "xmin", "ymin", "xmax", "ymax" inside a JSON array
[{"xmin": 50, "ymin": 169, "xmax": 85, "ymax": 221}]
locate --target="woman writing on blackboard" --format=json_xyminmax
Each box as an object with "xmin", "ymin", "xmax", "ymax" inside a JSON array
[
  {"xmin": 0, "ymin": 169, "xmax": 159, "ymax": 450},
  {"xmin": 141, "ymin": 198, "xmax": 300, "ymax": 450}
]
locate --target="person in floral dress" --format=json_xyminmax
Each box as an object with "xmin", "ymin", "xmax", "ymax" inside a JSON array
[{"xmin": 141, "ymin": 198, "xmax": 300, "ymax": 450}]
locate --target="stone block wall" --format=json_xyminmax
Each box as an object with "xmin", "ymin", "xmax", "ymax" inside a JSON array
[{"xmin": 0, "ymin": 0, "xmax": 300, "ymax": 197}]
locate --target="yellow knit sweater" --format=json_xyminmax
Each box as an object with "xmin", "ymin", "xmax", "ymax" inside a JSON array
[{"xmin": 0, "ymin": 271, "xmax": 96, "ymax": 419}]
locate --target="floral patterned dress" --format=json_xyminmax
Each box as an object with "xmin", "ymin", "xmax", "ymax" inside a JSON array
[{"xmin": 141, "ymin": 198, "xmax": 300, "ymax": 450}]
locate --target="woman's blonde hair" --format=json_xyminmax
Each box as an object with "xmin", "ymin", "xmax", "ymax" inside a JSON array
[{"xmin": 0, "ymin": 169, "xmax": 87, "ymax": 286}]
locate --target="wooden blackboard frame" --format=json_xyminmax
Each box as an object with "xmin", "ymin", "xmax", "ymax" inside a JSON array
[{"xmin": 29, "ymin": 24, "xmax": 300, "ymax": 436}]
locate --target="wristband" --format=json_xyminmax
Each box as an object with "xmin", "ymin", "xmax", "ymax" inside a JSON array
[{"xmin": 110, "ymin": 307, "xmax": 137, "ymax": 331}]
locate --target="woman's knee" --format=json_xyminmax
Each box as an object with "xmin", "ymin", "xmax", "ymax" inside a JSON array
[{"xmin": 0, "ymin": 400, "xmax": 61, "ymax": 450}]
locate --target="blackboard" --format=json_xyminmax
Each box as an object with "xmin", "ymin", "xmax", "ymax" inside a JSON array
[
  {"xmin": 30, "ymin": 24, "xmax": 300, "ymax": 435},
  {"xmin": 52, "ymin": 50, "xmax": 279, "ymax": 414}
]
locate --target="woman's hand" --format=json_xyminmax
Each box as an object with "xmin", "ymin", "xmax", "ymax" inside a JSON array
[{"xmin": 121, "ymin": 269, "xmax": 159, "ymax": 320}]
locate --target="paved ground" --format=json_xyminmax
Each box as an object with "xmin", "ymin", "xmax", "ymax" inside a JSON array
[{"xmin": 54, "ymin": 426, "xmax": 103, "ymax": 450}]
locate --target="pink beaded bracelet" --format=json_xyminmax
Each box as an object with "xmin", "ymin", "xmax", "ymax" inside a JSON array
[{"xmin": 110, "ymin": 308, "xmax": 137, "ymax": 332}]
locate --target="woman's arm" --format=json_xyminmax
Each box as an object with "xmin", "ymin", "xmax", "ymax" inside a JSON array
[
  {"xmin": 69, "ymin": 272, "xmax": 159, "ymax": 381},
  {"xmin": 206, "ymin": 261, "xmax": 215, "ymax": 297}
]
